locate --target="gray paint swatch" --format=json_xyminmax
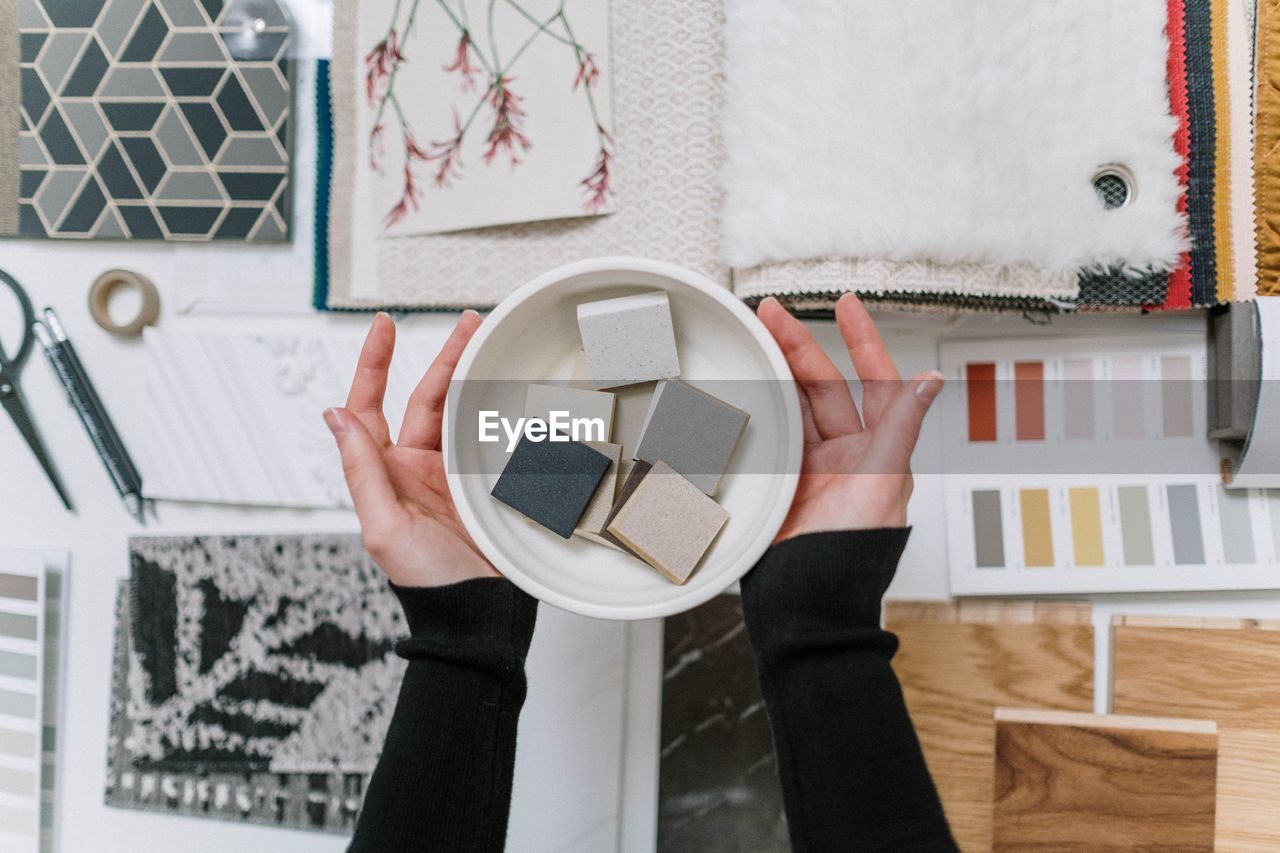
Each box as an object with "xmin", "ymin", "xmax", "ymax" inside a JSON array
[
  {"xmin": 1161, "ymin": 356, "xmax": 1193, "ymax": 437},
  {"xmin": 1063, "ymin": 359, "xmax": 1095, "ymax": 440},
  {"xmin": 972, "ymin": 490, "xmax": 1005, "ymax": 568},
  {"xmin": 0, "ymin": 765, "xmax": 34, "ymax": 797},
  {"xmin": 0, "ymin": 728, "xmax": 35, "ymax": 759},
  {"xmin": 0, "ymin": 688, "xmax": 35, "ymax": 719},
  {"xmin": 0, "ymin": 651, "xmax": 36, "ymax": 681},
  {"xmin": 1218, "ymin": 488, "xmax": 1256, "ymax": 564},
  {"xmin": 1111, "ymin": 356, "xmax": 1146, "ymax": 439},
  {"xmin": 1167, "ymin": 485, "xmax": 1206, "ymax": 565},
  {"xmin": 0, "ymin": 574, "xmax": 38, "ymax": 602},
  {"xmin": 1117, "ymin": 486, "xmax": 1155, "ymax": 565},
  {"xmin": 0, "ymin": 613, "xmax": 37, "ymax": 641},
  {"xmin": 1270, "ymin": 491, "xmax": 1280, "ymax": 561}
]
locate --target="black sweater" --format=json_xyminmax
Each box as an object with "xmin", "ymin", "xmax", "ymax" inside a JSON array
[{"xmin": 348, "ymin": 529, "xmax": 957, "ymax": 853}]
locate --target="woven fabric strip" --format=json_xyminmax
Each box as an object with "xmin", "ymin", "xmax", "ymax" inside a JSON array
[
  {"xmin": 0, "ymin": 0, "xmax": 17, "ymax": 237},
  {"xmin": 1256, "ymin": 0, "xmax": 1280, "ymax": 295},
  {"xmin": 1162, "ymin": 0, "xmax": 1195, "ymax": 309},
  {"xmin": 1211, "ymin": 0, "xmax": 1237, "ymax": 301},
  {"xmin": 1077, "ymin": 268, "xmax": 1170, "ymax": 307},
  {"xmin": 1186, "ymin": 0, "xmax": 1221, "ymax": 305}
]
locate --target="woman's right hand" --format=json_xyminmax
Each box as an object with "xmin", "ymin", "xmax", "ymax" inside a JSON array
[{"xmin": 326, "ymin": 311, "xmax": 499, "ymax": 588}]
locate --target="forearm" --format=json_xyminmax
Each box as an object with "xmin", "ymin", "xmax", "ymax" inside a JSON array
[
  {"xmin": 740, "ymin": 529, "xmax": 956, "ymax": 853},
  {"xmin": 349, "ymin": 578, "xmax": 538, "ymax": 853}
]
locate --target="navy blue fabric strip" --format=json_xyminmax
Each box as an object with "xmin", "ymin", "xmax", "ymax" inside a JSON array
[{"xmin": 1183, "ymin": 0, "xmax": 1219, "ymax": 305}]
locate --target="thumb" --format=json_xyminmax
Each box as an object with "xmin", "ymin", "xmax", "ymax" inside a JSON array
[
  {"xmin": 325, "ymin": 407, "xmax": 400, "ymax": 533},
  {"xmin": 863, "ymin": 372, "xmax": 944, "ymax": 475}
]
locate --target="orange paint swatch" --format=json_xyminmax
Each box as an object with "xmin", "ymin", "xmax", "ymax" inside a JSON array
[
  {"xmin": 967, "ymin": 363, "xmax": 997, "ymax": 442},
  {"xmin": 1014, "ymin": 361, "xmax": 1045, "ymax": 441}
]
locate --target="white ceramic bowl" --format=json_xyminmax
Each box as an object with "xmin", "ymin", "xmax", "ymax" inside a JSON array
[{"xmin": 444, "ymin": 257, "xmax": 802, "ymax": 620}]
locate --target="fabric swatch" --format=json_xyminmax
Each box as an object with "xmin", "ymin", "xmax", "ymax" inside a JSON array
[
  {"xmin": 321, "ymin": 0, "xmax": 727, "ymax": 309},
  {"xmin": 106, "ymin": 581, "xmax": 369, "ymax": 834},
  {"xmin": 1257, "ymin": 0, "xmax": 1280, "ymax": 296},
  {"xmin": 12, "ymin": 0, "xmax": 292, "ymax": 241},
  {"xmin": 121, "ymin": 535, "xmax": 405, "ymax": 774}
]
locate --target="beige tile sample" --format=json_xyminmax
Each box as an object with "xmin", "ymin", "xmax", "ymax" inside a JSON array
[
  {"xmin": 524, "ymin": 384, "xmax": 616, "ymax": 440},
  {"xmin": 605, "ymin": 461, "xmax": 728, "ymax": 584},
  {"xmin": 574, "ymin": 442, "xmax": 623, "ymax": 539}
]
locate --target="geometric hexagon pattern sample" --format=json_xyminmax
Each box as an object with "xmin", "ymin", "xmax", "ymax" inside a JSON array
[{"xmin": 12, "ymin": 0, "xmax": 292, "ymax": 241}]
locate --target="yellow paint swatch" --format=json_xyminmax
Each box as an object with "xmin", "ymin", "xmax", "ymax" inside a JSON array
[
  {"xmin": 1020, "ymin": 489, "xmax": 1054, "ymax": 567},
  {"xmin": 1068, "ymin": 487, "xmax": 1105, "ymax": 567}
]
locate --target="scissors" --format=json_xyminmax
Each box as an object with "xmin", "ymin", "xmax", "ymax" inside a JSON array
[{"xmin": 0, "ymin": 269, "xmax": 73, "ymax": 510}]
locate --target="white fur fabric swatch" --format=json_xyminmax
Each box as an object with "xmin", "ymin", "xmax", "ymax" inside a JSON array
[{"xmin": 719, "ymin": 0, "xmax": 1187, "ymax": 275}]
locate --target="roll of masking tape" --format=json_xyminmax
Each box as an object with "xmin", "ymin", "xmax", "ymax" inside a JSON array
[{"xmin": 88, "ymin": 269, "xmax": 160, "ymax": 336}]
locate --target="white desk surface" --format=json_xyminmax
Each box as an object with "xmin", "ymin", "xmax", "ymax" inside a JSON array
[{"xmin": 4, "ymin": 40, "xmax": 1280, "ymax": 853}]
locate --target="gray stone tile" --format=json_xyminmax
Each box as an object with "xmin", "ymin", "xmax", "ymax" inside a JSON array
[
  {"xmin": 100, "ymin": 66, "xmax": 168, "ymax": 98},
  {"xmin": 35, "ymin": 167, "xmax": 88, "ymax": 228},
  {"xmin": 36, "ymin": 31, "xmax": 87, "ymax": 92},
  {"xmin": 215, "ymin": 136, "xmax": 281, "ymax": 168},
  {"xmin": 156, "ymin": 170, "xmax": 224, "ymax": 201},
  {"xmin": 97, "ymin": 0, "xmax": 148, "ymax": 59},
  {"xmin": 18, "ymin": 0, "xmax": 49, "ymax": 30},
  {"xmin": 239, "ymin": 65, "xmax": 288, "ymax": 127},
  {"xmin": 156, "ymin": 0, "xmax": 207, "ymax": 26},
  {"xmin": 61, "ymin": 102, "xmax": 110, "ymax": 163},
  {"xmin": 155, "ymin": 106, "xmax": 205, "ymax": 166},
  {"xmin": 159, "ymin": 30, "xmax": 225, "ymax": 62}
]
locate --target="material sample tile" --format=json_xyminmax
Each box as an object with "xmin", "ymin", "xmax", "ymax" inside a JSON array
[
  {"xmin": 993, "ymin": 709, "xmax": 1217, "ymax": 852},
  {"xmin": 599, "ymin": 460, "xmax": 653, "ymax": 554},
  {"xmin": 524, "ymin": 384, "xmax": 616, "ymax": 440},
  {"xmin": 492, "ymin": 436, "xmax": 611, "ymax": 539},
  {"xmin": 633, "ymin": 381, "xmax": 749, "ymax": 496},
  {"xmin": 885, "ymin": 601, "xmax": 1094, "ymax": 852},
  {"xmin": 577, "ymin": 292, "xmax": 680, "ymax": 389},
  {"xmin": 574, "ymin": 442, "xmax": 622, "ymax": 538},
  {"xmin": 606, "ymin": 461, "xmax": 729, "ymax": 584}
]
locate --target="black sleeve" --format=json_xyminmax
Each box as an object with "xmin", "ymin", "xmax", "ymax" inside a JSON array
[
  {"xmin": 739, "ymin": 529, "xmax": 958, "ymax": 853},
  {"xmin": 348, "ymin": 577, "xmax": 538, "ymax": 853}
]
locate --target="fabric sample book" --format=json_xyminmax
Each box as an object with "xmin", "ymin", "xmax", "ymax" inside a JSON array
[{"xmin": 4, "ymin": 0, "xmax": 293, "ymax": 241}]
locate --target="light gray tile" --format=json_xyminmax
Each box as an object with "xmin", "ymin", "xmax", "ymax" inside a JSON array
[
  {"xmin": 18, "ymin": 0, "xmax": 48, "ymax": 30},
  {"xmin": 34, "ymin": 167, "xmax": 86, "ymax": 227},
  {"xmin": 97, "ymin": 0, "xmax": 148, "ymax": 58},
  {"xmin": 252, "ymin": 207, "xmax": 284, "ymax": 240},
  {"xmin": 239, "ymin": 66, "xmax": 289, "ymax": 127},
  {"xmin": 96, "ymin": 205, "xmax": 127, "ymax": 237},
  {"xmin": 159, "ymin": 30, "xmax": 224, "ymax": 62},
  {"xmin": 157, "ymin": 170, "xmax": 224, "ymax": 201},
  {"xmin": 60, "ymin": 102, "xmax": 109, "ymax": 162},
  {"xmin": 100, "ymin": 65, "xmax": 167, "ymax": 98},
  {"xmin": 19, "ymin": 133, "xmax": 47, "ymax": 167},
  {"xmin": 215, "ymin": 136, "xmax": 282, "ymax": 168},
  {"xmin": 155, "ymin": 106, "xmax": 205, "ymax": 166},
  {"xmin": 633, "ymin": 380, "xmax": 749, "ymax": 496},
  {"xmin": 36, "ymin": 31, "xmax": 87, "ymax": 93}
]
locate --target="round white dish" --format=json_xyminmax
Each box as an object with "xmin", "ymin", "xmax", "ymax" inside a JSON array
[{"xmin": 444, "ymin": 257, "xmax": 802, "ymax": 620}]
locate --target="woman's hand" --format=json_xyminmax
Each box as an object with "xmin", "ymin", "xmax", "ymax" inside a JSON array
[
  {"xmin": 325, "ymin": 312, "xmax": 499, "ymax": 587},
  {"xmin": 756, "ymin": 294, "xmax": 943, "ymax": 540}
]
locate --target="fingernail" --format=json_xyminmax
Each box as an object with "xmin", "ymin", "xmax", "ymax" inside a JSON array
[
  {"xmin": 323, "ymin": 408, "xmax": 347, "ymax": 436},
  {"xmin": 915, "ymin": 372, "xmax": 944, "ymax": 403}
]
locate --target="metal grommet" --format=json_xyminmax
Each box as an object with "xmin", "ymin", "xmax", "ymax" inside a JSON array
[
  {"xmin": 88, "ymin": 269, "xmax": 161, "ymax": 337},
  {"xmin": 1092, "ymin": 164, "xmax": 1135, "ymax": 210}
]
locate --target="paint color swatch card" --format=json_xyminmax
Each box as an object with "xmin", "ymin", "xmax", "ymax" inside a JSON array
[
  {"xmin": 941, "ymin": 336, "xmax": 1280, "ymax": 595},
  {"xmin": 0, "ymin": 550, "xmax": 46, "ymax": 851}
]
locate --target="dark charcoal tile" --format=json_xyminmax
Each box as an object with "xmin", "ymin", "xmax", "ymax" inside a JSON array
[
  {"xmin": 62, "ymin": 37, "xmax": 111, "ymax": 98},
  {"xmin": 198, "ymin": 0, "xmax": 223, "ymax": 23},
  {"xmin": 218, "ymin": 171, "xmax": 283, "ymax": 202},
  {"xmin": 120, "ymin": 4, "xmax": 168, "ymax": 63},
  {"xmin": 660, "ymin": 595, "xmax": 789, "ymax": 852},
  {"xmin": 156, "ymin": 205, "xmax": 221, "ymax": 235},
  {"xmin": 19, "ymin": 204, "xmax": 46, "ymax": 238},
  {"xmin": 20, "ymin": 67, "xmax": 50, "ymax": 127},
  {"xmin": 117, "ymin": 203, "xmax": 164, "ymax": 239},
  {"xmin": 159, "ymin": 67, "xmax": 226, "ymax": 97},
  {"xmin": 490, "ymin": 436, "xmax": 611, "ymax": 539},
  {"xmin": 59, "ymin": 176, "xmax": 107, "ymax": 233},
  {"xmin": 215, "ymin": 73, "xmax": 263, "ymax": 131},
  {"xmin": 20, "ymin": 33, "xmax": 48, "ymax": 64},
  {"xmin": 39, "ymin": 108, "xmax": 86, "ymax": 166},
  {"xmin": 179, "ymin": 102, "xmax": 227, "ymax": 159},
  {"xmin": 102, "ymin": 102, "xmax": 166, "ymax": 132},
  {"xmin": 41, "ymin": 0, "xmax": 107, "ymax": 28},
  {"xmin": 214, "ymin": 206, "xmax": 262, "ymax": 239},
  {"xmin": 98, "ymin": 142, "xmax": 145, "ymax": 200},
  {"xmin": 119, "ymin": 137, "xmax": 166, "ymax": 193},
  {"xmin": 20, "ymin": 169, "xmax": 47, "ymax": 200}
]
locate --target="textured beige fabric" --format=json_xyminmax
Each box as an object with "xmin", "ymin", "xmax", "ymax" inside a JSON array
[
  {"xmin": 328, "ymin": 0, "xmax": 729, "ymax": 309},
  {"xmin": 0, "ymin": 0, "xmax": 18, "ymax": 236}
]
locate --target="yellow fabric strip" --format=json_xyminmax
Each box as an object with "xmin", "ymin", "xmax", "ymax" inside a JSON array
[
  {"xmin": 1212, "ymin": 0, "xmax": 1236, "ymax": 302},
  {"xmin": 1255, "ymin": 0, "xmax": 1280, "ymax": 295}
]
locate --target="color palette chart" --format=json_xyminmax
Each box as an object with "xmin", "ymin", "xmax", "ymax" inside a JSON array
[
  {"xmin": 942, "ymin": 335, "xmax": 1280, "ymax": 595},
  {"xmin": 0, "ymin": 552, "xmax": 45, "ymax": 851}
]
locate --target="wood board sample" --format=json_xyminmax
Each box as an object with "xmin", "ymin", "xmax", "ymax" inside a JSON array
[
  {"xmin": 884, "ymin": 601, "xmax": 1095, "ymax": 852},
  {"xmin": 1112, "ymin": 615, "xmax": 1280, "ymax": 851},
  {"xmin": 992, "ymin": 709, "xmax": 1218, "ymax": 852}
]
